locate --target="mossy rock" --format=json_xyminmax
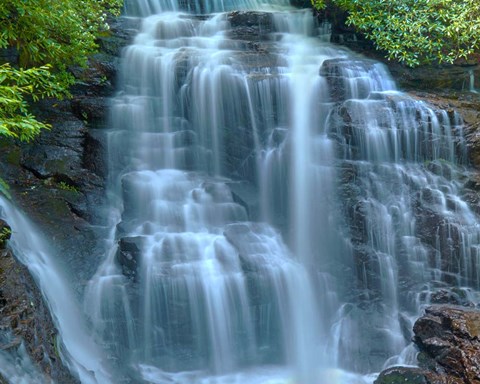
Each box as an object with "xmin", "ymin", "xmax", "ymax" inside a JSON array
[
  {"xmin": 0, "ymin": 220, "xmax": 11, "ymax": 249},
  {"xmin": 375, "ymin": 367, "xmax": 429, "ymax": 384}
]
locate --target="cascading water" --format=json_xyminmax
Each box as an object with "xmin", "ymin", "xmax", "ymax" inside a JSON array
[
  {"xmin": 2, "ymin": 1, "xmax": 480, "ymax": 384},
  {"xmin": 123, "ymin": 0, "xmax": 291, "ymax": 17},
  {"xmin": 0, "ymin": 197, "xmax": 113, "ymax": 384},
  {"xmin": 84, "ymin": 7, "xmax": 331, "ymax": 383},
  {"xmin": 82, "ymin": 0, "xmax": 480, "ymax": 383}
]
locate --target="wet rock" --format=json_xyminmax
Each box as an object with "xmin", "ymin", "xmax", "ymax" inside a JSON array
[
  {"xmin": 323, "ymin": 7, "xmax": 480, "ymax": 93},
  {"xmin": 374, "ymin": 366, "xmax": 461, "ymax": 384},
  {"xmin": 69, "ymin": 17, "xmax": 139, "ymax": 98},
  {"xmin": 413, "ymin": 203, "xmax": 467, "ymax": 283},
  {"xmin": 116, "ymin": 236, "xmax": 146, "ymax": 279},
  {"xmin": 16, "ymin": 100, "xmax": 108, "ymax": 225},
  {"xmin": 20, "ymin": 113, "xmax": 85, "ymax": 183},
  {"xmin": 0, "ymin": 47, "xmax": 18, "ymax": 65},
  {"xmin": 82, "ymin": 129, "xmax": 108, "ymax": 179},
  {"xmin": 413, "ymin": 306, "xmax": 480, "ymax": 384},
  {"xmin": 227, "ymin": 181, "xmax": 260, "ymax": 220},
  {"xmin": 392, "ymin": 65, "xmax": 480, "ymax": 93},
  {"xmin": 320, "ymin": 58, "xmax": 380, "ymax": 102},
  {"xmin": 330, "ymin": 301, "xmax": 401, "ymax": 372},
  {"xmin": 428, "ymin": 289, "xmax": 474, "ymax": 306},
  {"xmin": 97, "ymin": 16, "xmax": 140, "ymax": 57},
  {"xmin": 227, "ymin": 11, "xmax": 274, "ymax": 41},
  {"xmin": 71, "ymin": 97, "xmax": 111, "ymax": 128}
]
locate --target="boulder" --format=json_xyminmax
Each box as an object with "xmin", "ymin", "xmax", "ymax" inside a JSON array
[
  {"xmin": 413, "ymin": 306, "xmax": 480, "ymax": 384},
  {"xmin": 374, "ymin": 366, "xmax": 462, "ymax": 384},
  {"xmin": 378, "ymin": 306, "xmax": 480, "ymax": 384}
]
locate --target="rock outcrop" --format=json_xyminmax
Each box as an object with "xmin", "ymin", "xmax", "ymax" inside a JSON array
[
  {"xmin": 415, "ymin": 306, "xmax": 480, "ymax": 384},
  {"xmin": 376, "ymin": 305, "xmax": 480, "ymax": 384}
]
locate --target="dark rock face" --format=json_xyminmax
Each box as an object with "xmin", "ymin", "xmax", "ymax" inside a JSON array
[
  {"xmin": 227, "ymin": 11, "xmax": 274, "ymax": 41},
  {"xmin": 116, "ymin": 236, "xmax": 145, "ymax": 279},
  {"xmin": 320, "ymin": 58, "xmax": 381, "ymax": 101},
  {"xmin": 376, "ymin": 306, "xmax": 480, "ymax": 384}
]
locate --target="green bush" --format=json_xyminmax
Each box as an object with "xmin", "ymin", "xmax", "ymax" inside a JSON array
[
  {"xmin": 0, "ymin": 0, "xmax": 122, "ymax": 140},
  {"xmin": 312, "ymin": 0, "xmax": 480, "ymax": 67}
]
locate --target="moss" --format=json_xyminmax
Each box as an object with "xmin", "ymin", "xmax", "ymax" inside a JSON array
[
  {"xmin": 5, "ymin": 147, "xmax": 20, "ymax": 165},
  {"xmin": 57, "ymin": 181, "xmax": 79, "ymax": 193},
  {"xmin": 375, "ymin": 367, "xmax": 429, "ymax": 384}
]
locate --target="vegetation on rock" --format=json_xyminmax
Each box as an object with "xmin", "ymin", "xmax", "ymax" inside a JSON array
[
  {"xmin": 0, "ymin": 0, "xmax": 122, "ymax": 141},
  {"xmin": 0, "ymin": 226, "xmax": 11, "ymax": 248},
  {"xmin": 311, "ymin": 0, "xmax": 480, "ymax": 67}
]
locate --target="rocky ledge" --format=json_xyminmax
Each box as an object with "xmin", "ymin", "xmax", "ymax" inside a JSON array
[{"xmin": 376, "ymin": 305, "xmax": 480, "ymax": 384}]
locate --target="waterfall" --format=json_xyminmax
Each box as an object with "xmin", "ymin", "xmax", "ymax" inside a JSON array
[
  {"xmin": 0, "ymin": 197, "xmax": 113, "ymax": 384},
  {"xmin": 84, "ymin": 8, "xmax": 333, "ymax": 382},
  {"xmin": 123, "ymin": 0, "xmax": 291, "ymax": 16},
  {"xmin": 2, "ymin": 1, "xmax": 480, "ymax": 384},
  {"xmin": 84, "ymin": 1, "xmax": 479, "ymax": 382}
]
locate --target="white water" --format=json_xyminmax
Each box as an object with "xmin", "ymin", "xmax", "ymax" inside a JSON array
[
  {"xmin": 0, "ymin": 332, "xmax": 47, "ymax": 384},
  {"xmin": 1, "ymin": 1, "xmax": 480, "ymax": 384},
  {"xmin": 0, "ymin": 197, "xmax": 112, "ymax": 384},
  {"xmin": 84, "ymin": 6, "xmax": 347, "ymax": 384},
  {"xmin": 123, "ymin": 0, "xmax": 291, "ymax": 16}
]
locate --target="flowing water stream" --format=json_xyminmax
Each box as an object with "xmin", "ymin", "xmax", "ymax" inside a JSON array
[{"xmin": 1, "ymin": 1, "xmax": 480, "ymax": 384}]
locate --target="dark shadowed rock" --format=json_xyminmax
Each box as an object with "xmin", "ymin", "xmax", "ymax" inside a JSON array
[
  {"xmin": 71, "ymin": 97, "xmax": 111, "ymax": 128},
  {"xmin": 227, "ymin": 11, "xmax": 274, "ymax": 41},
  {"xmin": 116, "ymin": 236, "xmax": 146, "ymax": 279},
  {"xmin": 320, "ymin": 58, "xmax": 380, "ymax": 102}
]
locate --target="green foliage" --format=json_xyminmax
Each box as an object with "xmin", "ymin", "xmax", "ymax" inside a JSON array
[
  {"xmin": 0, "ymin": 63, "xmax": 67, "ymax": 141},
  {"xmin": 57, "ymin": 181, "xmax": 79, "ymax": 193},
  {"xmin": 0, "ymin": 226, "xmax": 12, "ymax": 247},
  {"xmin": 312, "ymin": 0, "xmax": 480, "ymax": 67},
  {"xmin": 0, "ymin": 177, "xmax": 11, "ymax": 200},
  {"xmin": 0, "ymin": 0, "xmax": 122, "ymax": 141}
]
